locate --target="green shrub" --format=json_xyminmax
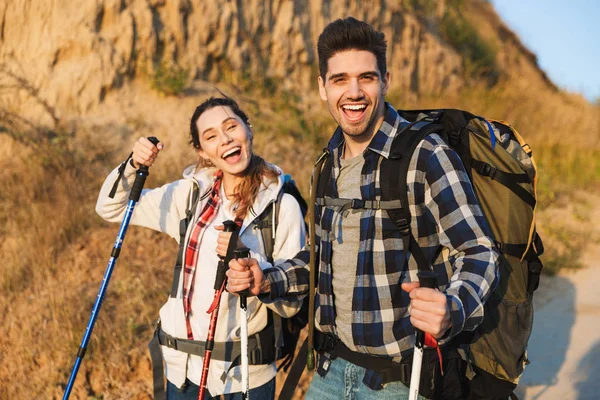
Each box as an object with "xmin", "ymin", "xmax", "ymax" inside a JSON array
[
  {"xmin": 151, "ymin": 62, "xmax": 188, "ymax": 96},
  {"xmin": 440, "ymin": 12, "xmax": 498, "ymax": 77}
]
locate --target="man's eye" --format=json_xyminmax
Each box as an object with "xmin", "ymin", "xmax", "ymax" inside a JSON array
[{"xmin": 361, "ymin": 75, "xmax": 375, "ymax": 81}]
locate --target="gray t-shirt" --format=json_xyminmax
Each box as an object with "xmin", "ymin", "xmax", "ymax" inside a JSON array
[{"xmin": 330, "ymin": 153, "xmax": 364, "ymax": 350}]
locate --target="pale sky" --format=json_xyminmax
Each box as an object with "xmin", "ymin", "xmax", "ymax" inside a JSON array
[{"xmin": 491, "ymin": 0, "xmax": 600, "ymax": 102}]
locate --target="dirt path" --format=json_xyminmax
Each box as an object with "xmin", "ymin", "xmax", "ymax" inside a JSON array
[{"xmin": 515, "ymin": 201, "xmax": 600, "ymax": 400}]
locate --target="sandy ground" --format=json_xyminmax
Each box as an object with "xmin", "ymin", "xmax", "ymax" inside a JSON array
[{"xmin": 515, "ymin": 204, "xmax": 600, "ymax": 400}]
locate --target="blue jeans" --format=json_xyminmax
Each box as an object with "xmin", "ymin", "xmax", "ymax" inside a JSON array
[
  {"xmin": 305, "ymin": 357, "xmax": 428, "ymax": 400},
  {"xmin": 166, "ymin": 377, "xmax": 275, "ymax": 400}
]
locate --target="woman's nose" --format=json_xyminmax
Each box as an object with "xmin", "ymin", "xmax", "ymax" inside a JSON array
[{"xmin": 219, "ymin": 130, "xmax": 233, "ymax": 144}]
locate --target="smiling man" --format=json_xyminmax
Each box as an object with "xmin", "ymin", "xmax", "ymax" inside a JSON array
[{"xmin": 227, "ymin": 17, "xmax": 500, "ymax": 399}]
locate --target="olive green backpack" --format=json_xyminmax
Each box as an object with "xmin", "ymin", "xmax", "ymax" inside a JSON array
[{"xmin": 393, "ymin": 109, "xmax": 544, "ymax": 398}]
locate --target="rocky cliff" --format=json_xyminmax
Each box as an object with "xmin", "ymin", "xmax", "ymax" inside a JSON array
[{"xmin": 1, "ymin": 0, "xmax": 559, "ymax": 125}]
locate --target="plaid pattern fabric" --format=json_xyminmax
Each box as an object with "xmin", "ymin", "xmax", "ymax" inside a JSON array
[
  {"xmin": 183, "ymin": 171, "xmax": 222, "ymax": 339},
  {"xmin": 264, "ymin": 104, "xmax": 499, "ymax": 369}
]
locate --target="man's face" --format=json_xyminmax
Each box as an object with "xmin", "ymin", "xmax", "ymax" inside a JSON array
[{"xmin": 318, "ymin": 49, "xmax": 390, "ymax": 139}]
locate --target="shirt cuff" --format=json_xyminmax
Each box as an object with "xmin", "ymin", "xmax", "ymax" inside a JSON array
[
  {"xmin": 257, "ymin": 267, "xmax": 289, "ymax": 304},
  {"xmin": 438, "ymin": 293, "xmax": 465, "ymax": 346}
]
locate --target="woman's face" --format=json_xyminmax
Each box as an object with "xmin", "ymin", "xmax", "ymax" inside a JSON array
[{"xmin": 196, "ymin": 106, "xmax": 253, "ymax": 177}]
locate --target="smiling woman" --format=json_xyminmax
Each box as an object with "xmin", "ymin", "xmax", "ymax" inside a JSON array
[
  {"xmin": 189, "ymin": 97, "xmax": 280, "ymax": 221},
  {"xmin": 95, "ymin": 96, "xmax": 307, "ymax": 400}
]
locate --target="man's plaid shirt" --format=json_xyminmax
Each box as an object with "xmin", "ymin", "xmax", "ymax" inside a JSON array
[{"xmin": 263, "ymin": 104, "xmax": 499, "ymax": 364}]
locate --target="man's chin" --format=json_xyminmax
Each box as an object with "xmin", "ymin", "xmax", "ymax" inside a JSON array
[{"xmin": 340, "ymin": 122, "xmax": 369, "ymax": 137}]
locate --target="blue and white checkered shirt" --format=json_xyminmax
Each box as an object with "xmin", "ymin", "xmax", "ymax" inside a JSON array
[{"xmin": 263, "ymin": 104, "xmax": 499, "ymax": 378}]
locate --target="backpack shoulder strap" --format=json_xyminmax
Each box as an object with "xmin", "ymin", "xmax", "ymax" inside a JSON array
[
  {"xmin": 254, "ymin": 198, "xmax": 277, "ymax": 265},
  {"xmin": 382, "ymin": 119, "xmax": 445, "ymax": 274},
  {"xmin": 170, "ymin": 183, "xmax": 204, "ymax": 298}
]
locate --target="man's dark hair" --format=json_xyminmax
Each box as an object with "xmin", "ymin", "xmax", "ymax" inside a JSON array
[
  {"xmin": 189, "ymin": 97, "xmax": 250, "ymax": 149},
  {"xmin": 317, "ymin": 17, "xmax": 387, "ymax": 80}
]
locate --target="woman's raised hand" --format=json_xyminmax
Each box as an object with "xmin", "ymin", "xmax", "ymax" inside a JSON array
[
  {"xmin": 131, "ymin": 137, "xmax": 164, "ymax": 168},
  {"xmin": 215, "ymin": 225, "xmax": 246, "ymax": 258}
]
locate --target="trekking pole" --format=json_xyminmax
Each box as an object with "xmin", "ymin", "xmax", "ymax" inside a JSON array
[
  {"xmin": 199, "ymin": 220, "xmax": 239, "ymax": 400},
  {"xmin": 408, "ymin": 270, "xmax": 439, "ymax": 400},
  {"xmin": 235, "ymin": 247, "xmax": 252, "ymax": 400},
  {"xmin": 63, "ymin": 137, "xmax": 160, "ymax": 399}
]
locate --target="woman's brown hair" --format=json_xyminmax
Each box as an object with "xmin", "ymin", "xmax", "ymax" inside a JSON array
[{"xmin": 190, "ymin": 97, "xmax": 279, "ymax": 220}]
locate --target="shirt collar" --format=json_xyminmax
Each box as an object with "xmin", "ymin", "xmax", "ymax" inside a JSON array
[{"xmin": 326, "ymin": 103, "xmax": 410, "ymax": 160}]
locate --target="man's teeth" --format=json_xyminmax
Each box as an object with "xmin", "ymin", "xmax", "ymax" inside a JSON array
[
  {"xmin": 222, "ymin": 147, "xmax": 240, "ymax": 158},
  {"xmin": 343, "ymin": 104, "xmax": 366, "ymax": 111}
]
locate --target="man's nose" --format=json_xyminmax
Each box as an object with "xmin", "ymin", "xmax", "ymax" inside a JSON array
[{"xmin": 347, "ymin": 78, "xmax": 362, "ymax": 98}]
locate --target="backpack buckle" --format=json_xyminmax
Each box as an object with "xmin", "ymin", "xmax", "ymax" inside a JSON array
[
  {"xmin": 351, "ymin": 199, "xmax": 365, "ymax": 209},
  {"xmin": 166, "ymin": 336, "xmax": 177, "ymax": 350},
  {"xmin": 397, "ymin": 218, "xmax": 410, "ymax": 236}
]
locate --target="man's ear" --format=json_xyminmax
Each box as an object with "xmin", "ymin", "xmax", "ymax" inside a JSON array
[
  {"xmin": 318, "ymin": 76, "xmax": 327, "ymax": 101},
  {"xmin": 382, "ymin": 71, "xmax": 390, "ymax": 96}
]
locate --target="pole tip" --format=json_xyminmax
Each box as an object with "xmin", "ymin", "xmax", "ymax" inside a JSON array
[{"xmin": 307, "ymin": 349, "xmax": 315, "ymax": 370}]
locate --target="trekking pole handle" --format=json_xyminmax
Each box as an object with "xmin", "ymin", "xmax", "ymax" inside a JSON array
[
  {"xmin": 129, "ymin": 136, "xmax": 160, "ymax": 202},
  {"xmin": 214, "ymin": 220, "xmax": 238, "ymax": 290},
  {"xmin": 235, "ymin": 247, "xmax": 252, "ymax": 299},
  {"xmin": 415, "ymin": 270, "xmax": 438, "ymax": 347}
]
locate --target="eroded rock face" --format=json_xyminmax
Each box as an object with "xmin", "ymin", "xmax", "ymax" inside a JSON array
[{"xmin": 1, "ymin": 0, "xmax": 465, "ymax": 120}]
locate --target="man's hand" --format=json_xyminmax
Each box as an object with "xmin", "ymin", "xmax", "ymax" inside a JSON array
[
  {"xmin": 226, "ymin": 257, "xmax": 269, "ymax": 297},
  {"xmin": 215, "ymin": 225, "xmax": 245, "ymax": 258},
  {"xmin": 401, "ymin": 282, "xmax": 451, "ymax": 340}
]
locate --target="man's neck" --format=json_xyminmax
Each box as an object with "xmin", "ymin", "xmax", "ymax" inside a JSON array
[
  {"xmin": 342, "ymin": 137, "xmax": 370, "ymax": 159},
  {"xmin": 342, "ymin": 110, "xmax": 386, "ymax": 159}
]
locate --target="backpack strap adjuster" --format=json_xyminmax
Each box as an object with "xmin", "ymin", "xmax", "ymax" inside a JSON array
[
  {"xmin": 166, "ymin": 336, "xmax": 176, "ymax": 350},
  {"xmin": 476, "ymin": 161, "xmax": 497, "ymax": 180},
  {"xmin": 396, "ymin": 218, "xmax": 410, "ymax": 236}
]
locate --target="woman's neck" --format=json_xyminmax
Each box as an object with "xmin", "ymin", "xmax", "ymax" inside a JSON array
[{"xmin": 221, "ymin": 173, "xmax": 243, "ymax": 197}]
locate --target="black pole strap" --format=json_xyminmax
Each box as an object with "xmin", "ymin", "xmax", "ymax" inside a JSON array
[{"xmin": 108, "ymin": 153, "xmax": 133, "ymax": 199}]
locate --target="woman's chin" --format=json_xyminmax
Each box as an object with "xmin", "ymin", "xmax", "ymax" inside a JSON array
[{"xmin": 220, "ymin": 160, "xmax": 250, "ymax": 177}]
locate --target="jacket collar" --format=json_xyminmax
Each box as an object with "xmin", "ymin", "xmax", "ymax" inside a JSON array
[{"xmin": 182, "ymin": 163, "xmax": 284, "ymax": 234}]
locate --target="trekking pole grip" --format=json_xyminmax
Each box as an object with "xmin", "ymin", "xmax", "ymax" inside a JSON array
[
  {"xmin": 129, "ymin": 136, "xmax": 160, "ymax": 202},
  {"xmin": 415, "ymin": 270, "xmax": 438, "ymax": 347},
  {"xmin": 235, "ymin": 247, "xmax": 252, "ymax": 298},
  {"xmin": 214, "ymin": 220, "xmax": 238, "ymax": 290}
]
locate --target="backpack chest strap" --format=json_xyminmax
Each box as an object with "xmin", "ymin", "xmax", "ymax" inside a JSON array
[{"xmin": 316, "ymin": 196, "xmax": 403, "ymax": 214}]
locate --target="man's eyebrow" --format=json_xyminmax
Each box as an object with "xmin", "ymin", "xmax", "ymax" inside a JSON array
[
  {"xmin": 328, "ymin": 71, "xmax": 380, "ymax": 81},
  {"xmin": 360, "ymin": 71, "xmax": 380, "ymax": 78},
  {"xmin": 328, "ymin": 72, "xmax": 348, "ymax": 81},
  {"xmin": 201, "ymin": 117, "xmax": 238, "ymax": 136}
]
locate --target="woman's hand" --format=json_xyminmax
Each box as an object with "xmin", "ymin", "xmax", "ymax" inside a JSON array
[
  {"xmin": 131, "ymin": 137, "xmax": 163, "ymax": 168},
  {"xmin": 215, "ymin": 225, "xmax": 245, "ymax": 258},
  {"xmin": 226, "ymin": 257, "xmax": 266, "ymax": 297}
]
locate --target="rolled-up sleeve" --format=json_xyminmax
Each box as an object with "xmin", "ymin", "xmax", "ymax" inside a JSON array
[{"xmin": 420, "ymin": 140, "xmax": 500, "ymax": 340}]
